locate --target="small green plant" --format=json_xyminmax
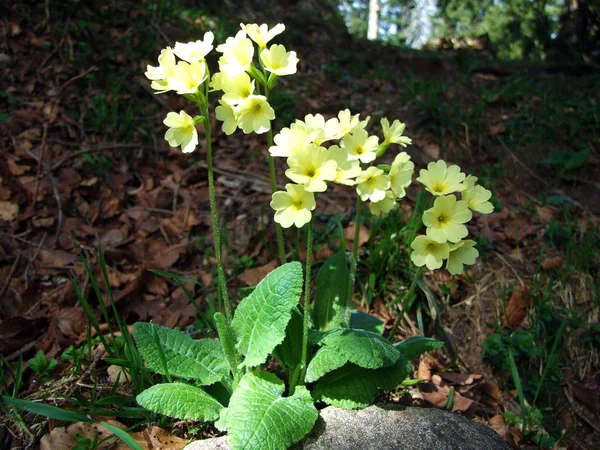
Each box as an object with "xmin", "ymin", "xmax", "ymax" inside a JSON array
[
  {"xmin": 27, "ymin": 351, "xmax": 58, "ymax": 380},
  {"xmin": 541, "ymin": 147, "xmax": 590, "ymax": 180}
]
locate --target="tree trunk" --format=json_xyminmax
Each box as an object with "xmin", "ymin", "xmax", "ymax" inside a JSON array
[{"xmin": 367, "ymin": 0, "xmax": 380, "ymax": 40}]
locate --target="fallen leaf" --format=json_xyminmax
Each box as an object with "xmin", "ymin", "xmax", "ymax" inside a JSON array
[
  {"xmin": 417, "ymin": 360, "xmax": 431, "ymax": 381},
  {"xmin": 421, "ymin": 390, "xmax": 474, "ymax": 413},
  {"xmin": 502, "ymin": 286, "xmax": 531, "ymax": 328},
  {"xmin": 344, "ymin": 222, "xmax": 369, "ymax": 248},
  {"xmin": 113, "ymin": 426, "xmax": 188, "ymax": 450},
  {"xmin": 237, "ymin": 260, "xmax": 278, "ymax": 286},
  {"xmin": 489, "ymin": 122, "xmax": 506, "ymax": 138},
  {"xmin": 40, "ymin": 420, "xmax": 126, "ymax": 450},
  {"xmin": 440, "ymin": 373, "xmax": 483, "ymax": 385},
  {"xmin": 535, "ymin": 206, "xmax": 553, "ymax": 221},
  {"xmin": 0, "ymin": 200, "xmax": 19, "ymax": 221},
  {"xmin": 541, "ymin": 256, "xmax": 564, "ymax": 271},
  {"xmin": 423, "ymin": 143, "xmax": 440, "ymax": 159}
]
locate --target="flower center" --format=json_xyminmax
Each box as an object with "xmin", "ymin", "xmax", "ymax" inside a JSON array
[
  {"xmin": 254, "ymin": 103, "xmax": 262, "ymax": 112},
  {"xmin": 365, "ymin": 176, "xmax": 375, "ymax": 187},
  {"xmin": 431, "ymin": 182, "xmax": 445, "ymax": 193},
  {"xmin": 293, "ymin": 198, "xmax": 304, "ymax": 209},
  {"xmin": 355, "ymin": 146, "xmax": 364, "ymax": 155}
]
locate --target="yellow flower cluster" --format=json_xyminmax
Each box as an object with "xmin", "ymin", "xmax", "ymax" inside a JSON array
[
  {"xmin": 411, "ymin": 163, "xmax": 494, "ymax": 274},
  {"xmin": 144, "ymin": 24, "xmax": 298, "ymax": 153},
  {"xmin": 270, "ymin": 113, "xmax": 413, "ymax": 228},
  {"xmin": 212, "ymin": 24, "xmax": 298, "ymax": 135}
]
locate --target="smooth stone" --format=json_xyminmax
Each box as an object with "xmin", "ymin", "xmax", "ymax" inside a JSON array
[{"xmin": 185, "ymin": 405, "xmax": 510, "ymax": 450}]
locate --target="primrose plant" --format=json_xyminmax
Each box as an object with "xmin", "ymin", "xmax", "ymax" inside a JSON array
[{"xmin": 134, "ymin": 22, "xmax": 493, "ymax": 450}]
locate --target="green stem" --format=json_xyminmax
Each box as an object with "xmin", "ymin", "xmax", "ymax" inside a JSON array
[
  {"xmin": 344, "ymin": 195, "xmax": 363, "ymax": 326},
  {"xmin": 203, "ymin": 112, "xmax": 232, "ymax": 323},
  {"xmin": 266, "ymin": 126, "xmax": 287, "ymax": 264},
  {"xmin": 388, "ymin": 266, "xmax": 424, "ymax": 341},
  {"xmin": 298, "ymin": 214, "xmax": 315, "ymax": 389}
]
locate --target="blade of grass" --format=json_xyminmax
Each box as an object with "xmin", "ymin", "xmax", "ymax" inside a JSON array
[
  {"xmin": 507, "ymin": 348, "xmax": 527, "ymax": 433},
  {"xmin": 75, "ymin": 242, "xmax": 117, "ymax": 347}
]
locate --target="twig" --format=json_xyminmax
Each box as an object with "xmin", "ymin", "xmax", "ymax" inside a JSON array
[
  {"xmin": 563, "ymin": 384, "xmax": 600, "ymax": 435},
  {"xmin": 0, "ymin": 254, "xmax": 20, "ymax": 302},
  {"xmin": 23, "ymin": 232, "xmax": 46, "ymax": 289},
  {"xmin": 6, "ymin": 335, "xmax": 46, "ymax": 361},
  {"xmin": 32, "ymin": 66, "xmax": 97, "ymax": 207},
  {"xmin": 41, "ymin": 18, "xmax": 70, "ymax": 67}
]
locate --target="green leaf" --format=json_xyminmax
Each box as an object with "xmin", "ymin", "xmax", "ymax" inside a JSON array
[
  {"xmin": 133, "ymin": 323, "xmax": 229, "ymax": 385},
  {"xmin": 313, "ymin": 328, "xmax": 401, "ymax": 369},
  {"xmin": 394, "ymin": 336, "xmax": 444, "ymax": 360},
  {"xmin": 273, "ymin": 305, "xmax": 304, "ymax": 370},
  {"xmin": 101, "ymin": 423, "xmax": 144, "ymax": 450},
  {"xmin": 313, "ymin": 252, "xmax": 348, "ymax": 331},
  {"xmin": 305, "ymin": 346, "xmax": 348, "ymax": 383},
  {"xmin": 136, "ymin": 383, "xmax": 222, "ymax": 421},
  {"xmin": 313, "ymin": 357, "xmax": 412, "ymax": 409},
  {"xmin": 349, "ymin": 310, "xmax": 384, "ymax": 335},
  {"xmin": 564, "ymin": 147, "xmax": 589, "ymax": 171},
  {"xmin": 232, "ymin": 262, "xmax": 303, "ymax": 368},
  {"xmin": 1, "ymin": 396, "xmax": 90, "ymax": 423},
  {"xmin": 216, "ymin": 372, "xmax": 318, "ymax": 450}
]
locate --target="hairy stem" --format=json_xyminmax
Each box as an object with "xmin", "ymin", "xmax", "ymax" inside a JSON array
[
  {"xmin": 266, "ymin": 127, "xmax": 287, "ymax": 264},
  {"xmin": 344, "ymin": 195, "xmax": 363, "ymax": 325},
  {"xmin": 298, "ymin": 214, "xmax": 315, "ymax": 389},
  {"xmin": 202, "ymin": 111, "xmax": 232, "ymax": 322},
  {"xmin": 388, "ymin": 266, "xmax": 424, "ymax": 341}
]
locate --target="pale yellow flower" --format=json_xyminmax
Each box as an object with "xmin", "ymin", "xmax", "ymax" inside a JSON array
[
  {"xmin": 163, "ymin": 111, "xmax": 198, "ymax": 153},
  {"xmin": 446, "ymin": 240, "xmax": 479, "ymax": 275},
  {"xmin": 369, "ymin": 190, "xmax": 396, "ymax": 217},
  {"xmin": 342, "ymin": 129, "xmax": 379, "ymax": 163},
  {"xmin": 381, "ymin": 118, "xmax": 412, "ymax": 146},
  {"xmin": 410, "ymin": 235, "xmax": 450, "ymax": 270},
  {"xmin": 221, "ymin": 73, "xmax": 255, "ymax": 106},
  {"xmin": 269, "ymin": 123, "xmax": 314, "ymax": 158},
  {"xmin": 295, "ymin": 114, "xmax": 336, "ymax": 145},
  {"xmin": 240, "ymin": 23, "xmax": 286, "ymax": 49},
  {"xmin": 216, "ymin": 31, "xmax": 254, "ymax": 76},
  {"xmin": 285, "ymin": 144, "xmax": 337, "ymax": 192},
  {"xmin": 328, "ymin": 145, "xmax": 361, "ymax": 186},
  {"xmin": 334, "ymin": 109, "xmax": 360, "ymax": 138},
  {"xmin": 215, "ymin": 101, "xmax": 238, "ymax": 136},
  {"xmin": 462, "ymin": 180, "xmax": 494, "ymax": 214},
  {"xmin": 234, "ymin": 95, "xmax": 274, "ymax": 134},
  {"xmin": 271, "ymin": 183, "xmax": 315, "ymax": 228},
  {"xmin": 167, "ymin": 60, "xmax": 208, "ymax": 95},
  {"xmin": 417, "ymin": 160, "xmax": 466, "ymax": 196},
  {"xmin": 145, "ymin": 47, "xmax": 176, "ymax": 93},
  {"xmin": 173, "ymin": 32, "xmax": 214, "ymax": 62},
  {"xmin": 356, "ymin": 166, "xmax": 390, "ymax": 202},
  {"xmin": 389, "ymin": 152, "xmax": 414, "ymax": 198},
  {"xmin": 260, "ymin": 44, "xmax": 298, "ymax": 76},
  {"xmin": 422, "ymin": 194, "xmax": 472, "ymax": 243}
]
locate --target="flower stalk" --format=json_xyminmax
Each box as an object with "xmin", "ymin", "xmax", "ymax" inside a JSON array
[
  {"xmin": 345, "ymin": 195, "xmax": 363, "ymax": 325},
  {"xmin": 298, "ymin": 213, "xmax": 315, "ymax": 387},
  {"xmin": 201, "ymin": 103, "xmax": 232, "ymax": 322},
  {"xmin": 267, "ymin": 126, "xmax": 287, "ymax": 264}
]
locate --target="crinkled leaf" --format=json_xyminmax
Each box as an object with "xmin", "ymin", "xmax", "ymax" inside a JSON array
[
  {"xmin": 314, "ymin": 328, "xmax": 401, "ymax": 369},
  {"xmin": 313, "ymin": 252, "xmax": 348, "ymax": 331},
  {"xmin": 216, "ymin": 371, "xmax": 318, "ymax": 450},
  {"xmin": 305, "ymin": 346, "xmax": 348, "ymax": 383},
  {"xmin": 232, "ymin": 262, "xmax": 303, "ymax": 368},
  {"xmin": 394, "ymin": 336, "xmax": 444, "ymax": 360},
  {"xmin": 349, "ymin": 310, "xmax": 384, "ymax": 335},
  {"xmin": 313, "ymin": 357, "xmax": 412, "ymax": 409},
  {"xmin": 136, "ymin": 383, "xmax": 223, "ymax": 421},
  {"xmin": 273, "ymin": 305, "xmax": 304, "ymax": 370},
  {"xmin": 133, "ymin": 322, "xmax": 229, "ymax": 385}
]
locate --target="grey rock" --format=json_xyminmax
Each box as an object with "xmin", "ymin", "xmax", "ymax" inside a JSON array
[{"xmin": 185, "ymin": 405, "xmax": 510, "ymax": 450}]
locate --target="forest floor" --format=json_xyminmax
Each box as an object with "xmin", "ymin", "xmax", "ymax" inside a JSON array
[{"xmin": 1, "ymin": 1, "xmax": 599, "ymax": 449}]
